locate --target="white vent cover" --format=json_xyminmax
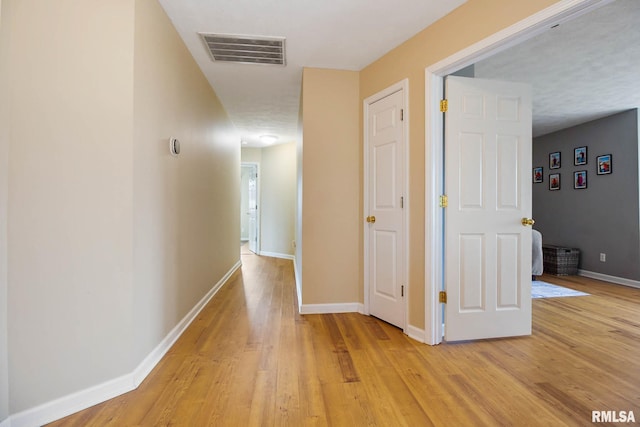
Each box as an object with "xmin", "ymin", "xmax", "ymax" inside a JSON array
[{"xmin": 199, "ymin": 33, "xmax": 286, "ymax": 66}]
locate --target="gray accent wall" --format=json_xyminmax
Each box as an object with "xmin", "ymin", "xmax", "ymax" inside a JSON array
[{"xmin": 532, "ymin": 109, "xmax": 640, "ymax": 281}]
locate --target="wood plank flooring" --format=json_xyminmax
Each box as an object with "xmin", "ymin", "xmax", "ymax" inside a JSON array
[{"xmin": 48, "ymin": 254, "xmax": 640, "ymax": 426}]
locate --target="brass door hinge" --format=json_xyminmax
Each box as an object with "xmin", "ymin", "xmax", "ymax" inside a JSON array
[
  {"xmin": 439, "ymin": 291, "xmax": 447, "ymax": 304},
  {"xmin": 440, "ymin": 99, "xmax": 448, "ymax": 113},
  {"xmin": 439, "ymin": 195, "xmax": 448, "ymax": 208},
  {"xmin": 401, "ymin": 285, "xmax": 404, "ymax": 297}
]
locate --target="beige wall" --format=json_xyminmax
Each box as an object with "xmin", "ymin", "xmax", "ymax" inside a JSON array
[
  {"xmin": 359, "ymin": 0, "xmax": 560, "ymax": 328},
  {"xmin": 241, "ymin": 144, "xmax": 296, "ymax": 257},
  {"xmin": 241, "ymin": 147, "xmax": 262, "ymax": 164},
  {"xmin": 261, "ymin": 143, "xmax": 296, "ymax": 256},
  {"xmin": 132, "ymin": 0, "xmax": 240, "ymax": 364},
  {"xmin": 0, "ymin": 0, "xmax": 9, "ymax": 421},
  {"xmin": 301, "ymin": 68, "xmax": 360, "ymax": 304},
  {"xmin": 6, "ymin": 0, "xmax": 135, "ymax": 412},
  {"xmin": 1, "ymin": 0, "xmax": 239, "ymax": 417}
]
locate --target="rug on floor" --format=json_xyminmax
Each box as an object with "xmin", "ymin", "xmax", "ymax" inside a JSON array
[{"xmin": 532, "ymin": 280, "xmax": 589, "ymax": 298}]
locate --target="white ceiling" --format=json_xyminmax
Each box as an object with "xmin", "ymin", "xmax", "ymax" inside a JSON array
[
  {"xmin": 158, "ymin": 0, "xmax": 639, "ymax": 145},
  {"xmin": 158, "ymin": 0, "xmax": 467, "ymax": 147},
  {"xmin": 474, "ymin": 0, "xmax": 640, "ymax": 137}
]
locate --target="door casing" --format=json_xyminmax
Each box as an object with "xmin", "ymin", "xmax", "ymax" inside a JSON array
[
  {"xmin": 363, "ymin": 79, "xmax": 409, "ymax": 331},
  {"xmin": 424, "ymin": 0, "xmax": 610, "ymax": 345}
]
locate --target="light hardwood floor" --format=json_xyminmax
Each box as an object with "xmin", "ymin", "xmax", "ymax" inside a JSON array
[{"xmin": 49, "ymin": 253, "xmax": 640, "ymax": 426}]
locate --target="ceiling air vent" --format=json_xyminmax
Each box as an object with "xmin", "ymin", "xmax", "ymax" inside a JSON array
[{"xmin": 199, "ymin": 33, "xmax": 286, "ymax": 66}]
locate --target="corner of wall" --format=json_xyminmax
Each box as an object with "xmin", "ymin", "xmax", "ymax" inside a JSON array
[
  {"xmin": 300, "ymin": 68, "xmax": 360, "ymax": 305},
  {"xmin": 295, "ymin": 87, "xmax": 303, "ymax": 306},
  {"xmin": 636, "ymin": 108, "xmax": 640, "ymax": 268},
  {"xmin": 0, "ymin": 0, "xmax": 10, "ymax": 421}
]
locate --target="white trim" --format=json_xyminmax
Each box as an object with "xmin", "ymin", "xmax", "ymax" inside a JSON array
[
  {"xmin": 424, "ymin": 0, "xmax": 608, "ymax": 345},
  {"xmin": 259, "ymin": 251, "xmax": 294, "ymax": 260},
  {"xmin": 299, "ymin": 303, "xmax": 365, "ymax": 315},
  {"xmin": 293, "ymin": 256, "xmax": 302, "ymax": 312},
  {"xmin": 9, "ymin": 374, "xmax": 135, "ymax": 427},
  {"xmin": 363, "ymin": 78, "xmax": 410, "ymax": 331},
  {"xmin": 131, "ymin": 259, "xmax": 242, "ymax": 385},
  {"xmin": 8, "ymin": 260, "xmax": 242, "ymax": 427},
  {"xmin": 578, "ymin": 270, "xmax": 640, "ymax": 289},
  {"xmin": 424, "ymin": 69, "xmax": 445, "ymax": 346},
  {"xmin": 405, "ymin": 325, "xmax": 427, "ymax": 344}
]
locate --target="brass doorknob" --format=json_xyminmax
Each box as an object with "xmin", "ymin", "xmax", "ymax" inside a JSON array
[
  {"xmin": 366, "ymin": 216, "xmax": 376, "ymax": 223},
  {"xmin": 521, "ymin": 218, "xmax": 535, "ymax": 226}
]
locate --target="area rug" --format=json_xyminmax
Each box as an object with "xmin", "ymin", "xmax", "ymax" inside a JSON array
[{"xmin": 532, "ymin": 281, "xmax": 589, "ymax": 299}]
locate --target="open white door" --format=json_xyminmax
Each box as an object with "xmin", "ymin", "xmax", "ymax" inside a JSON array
[{"xmin": 444, "ymin": 76, "xmax": 533, "ymax": 341}]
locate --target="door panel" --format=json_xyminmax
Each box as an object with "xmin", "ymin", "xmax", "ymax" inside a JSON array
[
  {"xmin": 497, "ymin": 135, "xmax": 519, "ymax": 209},
  {"xmin": 497, "ymin": 233, "xmax": 520, "ymax": 308},
  {"xmin": 460, "ymin": 234, "xmax": 484, "ymax": 311},
  {"xmin": 367, "ymin": 89, "xmax": 405, "ymax": 329},
  {"xmin": 459, "ymin": 133, "xmax": 484, "ymax": 209},
  {"xmin": 373, "ymin": 230, "xmax": 397, "ymax": 298},
  {"xmin": 444, "ymin": 76, "xmax": 532, "ymax": 342},
  {"xmin": 374, "ymin": 142, "xmax": 397, "ymax": 209}
]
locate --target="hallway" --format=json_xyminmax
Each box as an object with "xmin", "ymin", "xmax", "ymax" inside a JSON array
[{"xmin": 49, "ymin": 252, "xmax": 640, "ymax": 426}]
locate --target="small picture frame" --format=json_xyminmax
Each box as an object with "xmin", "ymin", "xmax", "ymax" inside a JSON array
[
  {"xmin": 574, "ymin": 146, "xmax": 587, "ymax": 166},
  {"xmin": 533, "ymin": 167, "xmax": 543, "ymax": 183},
  {"xmin": 596, "ymin": 154, "xmax": 612, "ymax": 175},
  {"xmin": 549, "ymin": 173, "xmax": 560, "ymax": 191},
  {"xmin": 549, "ymin": 152, "xmax": 561, "ymax": 169},
  {"xmin": 574, "ymin": 170, "xmax": 587, "ymax": 189}
]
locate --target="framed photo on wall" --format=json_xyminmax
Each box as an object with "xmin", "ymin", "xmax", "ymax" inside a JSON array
[
  {"xmin": 533, "ymin": 167, "xmax": 543, "ymax": 183},
  {"xmin": 574, "ymin": 170, "xmax": 587, "ymax": 189},
  {"xmin": 549, "ymin": 173, "xmax": 560, "ymax": 191},
  {"xmin": 549, "ymin": 152, "xmax": 561, "ymax": 169},
  {"xmin": 597, "ymin": 154, "xmax": 612, "ymax": 175},
  {"xmin": 574, "ymin": 146, "xmax": 587, "ymax": 166}
]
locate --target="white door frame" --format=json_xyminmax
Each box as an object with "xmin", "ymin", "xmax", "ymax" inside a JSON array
[
  {"xmin": 364, "ymin": 79, "xmax": 410, "ymax": 330},
  {"xmin": 241, "ymin": 162, "xmax": 260, "ymax": 254},
  {"xmin": 424, "ymin": 0, "xmax": 611, "ymax": 345}
]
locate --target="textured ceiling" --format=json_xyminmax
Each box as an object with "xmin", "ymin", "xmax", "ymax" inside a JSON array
[
  {"xmin": 474, "ymin": 0, "xmax": 640, "ymax": 137},
  {"xmin": 158, "ymin": 0, "xmax": 467, "ymax": 147}
]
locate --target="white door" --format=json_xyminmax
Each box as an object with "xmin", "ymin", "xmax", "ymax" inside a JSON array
[
  {"xmin": 241, "ymin": 163, "xmax": 259, "ymax": 253},
  {"xmin": 444, "ymin": 76, "xmax": 532, "ymax": 341},
  {"xmin": 247, "ymin": 165, "xmax": 258, "ymax": 253},
  {"xmin": 366, "ymin": 88, "xmax": 405, "ymax": 329}
]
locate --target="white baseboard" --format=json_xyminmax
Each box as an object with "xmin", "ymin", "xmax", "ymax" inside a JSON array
[
  {"xmin": 299, "ymin": 302, "xmax": 365, "ymax": 315},
  {"xmin": 7, "ymin": 260, "xmax": 242, "ymax": 427},
  {"xmin": 405, "ymin": 325, "xmax": 426, "ymax": 343},
  {"xmin": 131, "ymin": 260, "xmax": 242, "ymax": 385},
  {"xmin": 259, "ymin": 251, "xmax": 294, "ymax": 260},
  {"xmin": 578, "ymin": 269, "xmax": 640, "ymax": 289},
  {"xmin": 9, "ymin": 374, "xmax": 135, "ymax": 427}
]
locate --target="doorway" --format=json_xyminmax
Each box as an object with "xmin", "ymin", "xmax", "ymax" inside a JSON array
[
  {"xmin": 424, "ymin": 0, "xmax": 606, "ymax": 345},
  {"xmin": 241, "ymin": 163, "xmax": 259, "ymax": 254}
]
